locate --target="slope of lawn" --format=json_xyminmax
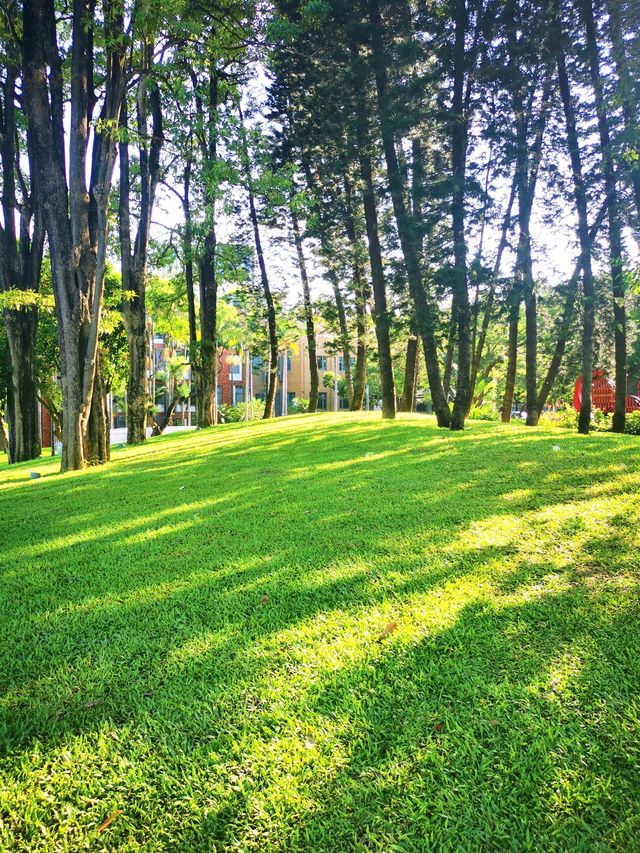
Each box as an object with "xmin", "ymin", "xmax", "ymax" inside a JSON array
[{"xmin": 1, "ymin": 413, "xmax": 640, "ymax": 851}]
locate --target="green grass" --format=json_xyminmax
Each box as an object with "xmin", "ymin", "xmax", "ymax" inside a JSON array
[{"xmin": 1, "ymin": 413, "xmax": 640, "ymax": 851}]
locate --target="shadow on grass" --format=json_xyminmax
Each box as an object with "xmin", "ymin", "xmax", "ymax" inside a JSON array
[{"xmin": 1, "ymin": 415, "xmax": 640, "ymax": 848}]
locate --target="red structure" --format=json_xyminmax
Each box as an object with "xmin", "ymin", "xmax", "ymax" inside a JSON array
[{"xmin": 574, "ymin": 369, "xmax": 640, "ymax": 414}]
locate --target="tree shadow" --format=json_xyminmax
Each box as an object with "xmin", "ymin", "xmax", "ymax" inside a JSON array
[{"xmin": 2, "ymin": 414, "xmax": 640, "ymax": 848}]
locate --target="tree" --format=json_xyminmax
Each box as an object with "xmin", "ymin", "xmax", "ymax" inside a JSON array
[
  {"xmin": 119, "ymin": 40, "xmax": 164, "ymax": 444},
  {"xmin": 20, "ymin": 0, "xmax": 128, "ymax": 469},
  {"xmin": 0, "ymin": 51, "xmax": 44, "ymax": 462}
]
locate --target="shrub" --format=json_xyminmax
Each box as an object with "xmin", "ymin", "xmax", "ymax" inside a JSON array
[
  {"xmin": 219, "ymin": 398, "xmax": 265, "ymax": 423},
  {"xmin": 467, "ymin": 404, "xmax": 499, "ymax": 422},
  {"xmin": 288, "ymin": 397, "xmax": 310, "ymax": 414},
  {"xmin": 540, "ymin": 404, "xmax": 578, "ymax": 430},
  {"xmin": 592, "ymin": 409, "xmax": 612, "ymax": 432},
  {"xmin": 625, "ymin": 411, "xmax": 640, "ymax": 435}
]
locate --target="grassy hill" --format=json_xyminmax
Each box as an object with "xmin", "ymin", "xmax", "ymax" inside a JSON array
[{"xmin": 1, "ymin": 413, "xmax": 640, "ymax": 850}]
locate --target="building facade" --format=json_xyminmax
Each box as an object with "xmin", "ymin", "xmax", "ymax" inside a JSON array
[{"xmin": 253, "ymin": 333, "xmax": 352, "ymax": 414}]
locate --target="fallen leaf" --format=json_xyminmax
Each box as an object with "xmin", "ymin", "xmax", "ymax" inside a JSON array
[
  {"xmin": 84, "ymin": 700, "xmax": 99, "ymax": 708},
  {"xmin": 260, "ymin": 594, "xmax": 270, "ymax": 606},
  {"xmin": 488, "ymin": 719, "xmax": 499, "ymax": 727},
  {"xmin": 304, "ymin": 739, "xmax": 316, "ymax": 749},
  {"xmin": 178, "ymin": 485, "xmax": 185, "ymax": 491},
  {"xmin": 434, "ymin": 722, "xmax": 445, "ymax": 732},
  {"xmin": 378, "ymin": 622, "xmax": 398, "ymax": 640},
  {"xmin": 98, "ymin": 810, "xmax": 122, "ymax": 833},
  {"xmin": 143, "ymin": 690, "xmax": 154, "ymax": 698}
]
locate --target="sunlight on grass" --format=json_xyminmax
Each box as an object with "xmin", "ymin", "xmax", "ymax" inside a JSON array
[{"xmin": 2, "ymin": 414, "xmax": 640, "ymax": 850}]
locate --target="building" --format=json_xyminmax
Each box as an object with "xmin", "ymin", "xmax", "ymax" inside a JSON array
[
  {"xmin": 111, "ymin": 338, "xmax": 248, "ymax": 430},
  {"xmin": 253, "ymin": 333, "xmax": 353, "ymax": 414}
]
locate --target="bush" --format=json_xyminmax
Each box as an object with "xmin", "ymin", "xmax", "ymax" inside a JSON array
[
  {"xmin": 540, "ymin": 403, "xmax": 578, "ymax": 430},
  {"xmin": 219, "ymin": 398, "xmax": 265, "ymax": 424},
  {"xmin": 592, "ymin": 409, "xmax": 612, "ymax": 432},
  {"xmin": 467, "ymin": 404, "xmax": 499, "ymax": 422},
  {"xmin": 288, "ymin": 397, "xmax": 310, "ymax": 414},
  {"xmin": 625, "ymin": 411, "xmax": 640, "ymax": 435}
]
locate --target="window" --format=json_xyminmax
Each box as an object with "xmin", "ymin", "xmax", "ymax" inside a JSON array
[
  {"xmin": 339, "ymin": 396, "xmax": 349, "ymax": 410},
  {"xmin": 216, "ymin": 386, "xmax": 223, "ymax": 405},
  {"xmin": 318, "ymin": 392, "xmax": 327, "ymax": 411},
  {"xmin": 339, "ymin": 356, "xmax": 357, "ymax": 371},
  {"xmin": 287, "ymin": 355, "xmax": 292, "ymax": 372},
  {"xmin": 233, "ymin": 386, "xmax": 245, "ymax": 404},
  {"xmin": 287, "ymin": 391, "xmax": 296, "ymax": 404},
  {"xmin": 317, "ymin": 355, "xmax": 327, "ymax": 371},
  {"xmin": 229, "ymin": 361, "xmax": 242, "ymax": 380}
]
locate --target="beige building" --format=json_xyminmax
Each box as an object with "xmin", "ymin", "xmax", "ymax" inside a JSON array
[{"xmin": 253, "ymin": 333, "xmax": 353, "ymax": 414}]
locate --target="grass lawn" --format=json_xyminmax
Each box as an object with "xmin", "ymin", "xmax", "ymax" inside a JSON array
[{"xmin": 1, "ymin": 413, "xmax": 640, "ymax": 851}]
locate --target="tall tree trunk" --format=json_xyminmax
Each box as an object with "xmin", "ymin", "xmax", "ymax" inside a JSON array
[
  {"xmin": 1, "ymin": 65, "xmax": 44, "ymax": 463},
  {"xmin": 192, "ymin": 73, "xmax": 220, "ymax": 428},
  {"xmin": 442, "ymin": 294, "xmax": 457, "ymax": 400},
  {"xmin": 328, "ymin": 271, "xmax": 354, "ymax": 405},
  {"xmin": 552, "ymin": 10, "xmax": 597, "ymax": 433},
  {"xmin": 537, "ymin": 201, "xmax": 607, "ymax": 413},
  {"xmin": 468, "ymin": 172, "xmax": 517, "ymax": 409},
  {"xmin": 291, "ymin": 211, "xmax": 319, "ymax": 412},
  {"xmin": 449, "ymin": 0, "xmax": 471, "ymax": 430},
  {"xmin": 400, "ymin": 331, "xmax": 419, "ymax": 412},
  {"xmin": 238, "ymin": 105, "xmax": 277, "ymax": 419},
  {"xmin": 606, "ymin": 0, "xmax": 640, "ymax": 235},
  {"xmin": 198, "ymin": 248, "xmax": 218, "ymax": 426},
  {"xmin": 4, "ymin": 309, "xmax": 40, "ymax": 463},
  {"xmin": 119, "ymin": 56, "xmax": 163, "ymax": 444},
  {"xmin": 343, "ymin": 175, "xmax": 367, "ymax": 410},
  {"xmin": 357, "ymin": 150, "xmax": 396, "ymax": 419},
  {"xmin": 85, "ymin": 350, "xmax": 110, "ymax": 464},
  {"xmin": 22, "ymin": 0, "xmax": 126, "ymax": 470},
  {"xmin": 500, "ymin": 19, "xmax": 550, "ymax": 426},
  {"xmin": 580, "ymin": 0, "xmax": 627, "ymax": 433},
  {"xmin": 366, "ymin": 5, "xmax": 451, "ymax": 424},
  {"xmin": 501, "ymin": 291, "xmax": 520, "ymax": 422}
]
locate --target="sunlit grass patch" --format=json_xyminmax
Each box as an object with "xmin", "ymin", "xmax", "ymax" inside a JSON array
[{"xmin": 1, "ymin": 413, "xmax": 640, "ymax": 850}]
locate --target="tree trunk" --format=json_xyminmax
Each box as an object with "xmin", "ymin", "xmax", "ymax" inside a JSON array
[
  {"xmin": 291, "ymin": 211, "xmax": 319, "ymax": 412},
  {"xmin": 552, "ymin": 11, "xmax": 597, "ymax": 433},
  {"xmin": 365, "ymin": 6, "xmax": 451, "ymax": 424},
  {"xmin": 443, "ymin": 294, "xmax": 457, "ymax": 400},
  {"xmin": 468, "ymin": 173, "xmax": 517, "ymax": 409},
  {"xmin": 537, "ymin": 201, "xmax": 607, "ymax": 413},
  {"xmin": 85, "ymin": 352, "xmax": 110, "ymax": 464},
  {"xmin": 119, "ymin": 61, "xmax": 163, "ymax": 445},
  {"xmin": 1, "ymin": 63, "xmax": 43, "ymax": 462},
  {"xmin": 501, "ymin": 291, "xmax": 520, "ymax": 422},
  {"xmin": 329, "ymin": 272, "xmax": 354, "ymax": 405},
  {"xmin": 606, "ymin": 0, "xmax": 640, "ymax": 235},
  {"xmin": 248, "ymin": 189, "xmax": 277, "ymax": 419},
  {"xmin": 343, "ymin": 175, "xmax": 367, "ymax": 411},
  {"xmin": 400, "ymin": 331, "xmax": 419, "ymax": 412},
  {"xmin": 449, "ymin": 0, "xmax": 471, "ymax": 430},
  {"xmin": 358, "ymin": 150, "xmax": 396, "ymax": 419},
  {"xmin": 580, "ymin": 0, "xmax": 627, "ymax": 432},
  {"xmin": 4, "ymin": 308, "xmax": 40, "ymax": 463},
  {"xmin": 152, "ymin": 396, "xmax": 180, "ymax": 436},
  {"xmin": 22, "ymin": 0, "xmax": 126, "ymax": 470}
]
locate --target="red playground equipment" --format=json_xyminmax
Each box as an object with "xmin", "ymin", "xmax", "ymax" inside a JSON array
[{"xmin": 574, "ymin": 369, "xmax": 640, "ymax": 414}]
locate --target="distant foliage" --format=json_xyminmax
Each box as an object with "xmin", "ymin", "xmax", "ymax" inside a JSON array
[{"xmin": 467, "ymin": 404, "xmax": 499, "ymax": 422}]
